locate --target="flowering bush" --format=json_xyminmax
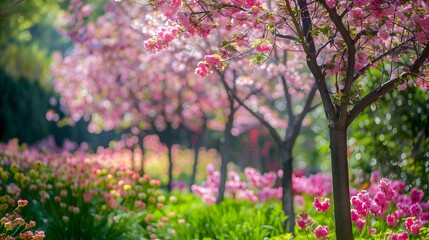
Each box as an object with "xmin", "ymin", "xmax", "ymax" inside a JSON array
[
  {"xmin": 0, "ymin": 139, "xmax": 176, "ymax": 239},
  {"xmin": 168, "ymin": 199, "xmax": 285, "ymax": 239},
  {"xmin": 191, "ymin": 164, "xmax": 282, "ymax": 203},
  {"xmin": 294, "ymin": 177, "xmax": 429, "ymax": 239},
  {"xmin": 192, "ymin": 164, "xmax": 332, "ymax": 204}
]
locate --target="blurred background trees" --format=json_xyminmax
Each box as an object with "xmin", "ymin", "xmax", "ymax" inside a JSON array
[{"xmin": 0, "ymin": 0, "xmax": 118, "ymax": 148}]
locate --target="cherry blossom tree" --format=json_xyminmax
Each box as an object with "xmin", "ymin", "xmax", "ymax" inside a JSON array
[
  {"xmin": 144, "ymin": 0, "xmax": 429, "ymax": 238},
  {"xmin": 51, "ymin": 0, "xmax": 222, "ymax": 191},
  {"xmin": 51, "ymin": 0, "xmax": 259, "ymax": 194},
  {"xmin": 212, "ymin": 53, "xmax": 317, "ymax": 231}
]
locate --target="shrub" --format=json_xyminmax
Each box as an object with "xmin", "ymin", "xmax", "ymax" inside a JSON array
[{"xmin": 170, "ymin": 199, "xmax": 286, "ymax": 240}]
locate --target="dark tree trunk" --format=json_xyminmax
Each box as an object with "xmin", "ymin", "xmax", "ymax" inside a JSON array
[
  {"xmin": 139, "ymin": 135, "xmax": 146, "ymax": 176},
  {"xmin": 130, "ymin": 150, "xmax": 136, "ymax": 172},
  {"xmin": 281, "ymin": 149, "xmax": 294, "ymax": 233},
  {"xmin": 166, "ymin": 142, "xmax": 174, "ymax": 192},
  {"xmin": 330, "ymin": 127, "xmax": 353, "ymax": 239},
  {"xmin": 189, "ymin": 124, "xmax": 207, "ymax": 192},
  {"xmin": 216, "ymin": 109, "xmax": 234, "ymax": 204},
  {"xmin": 189, "ymin": 140, "xmax": 202, "ymax": 192}
]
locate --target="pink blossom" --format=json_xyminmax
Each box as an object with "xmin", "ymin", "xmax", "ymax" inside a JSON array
[
  {"xmin": 356, "ymin": 218, "xmax": 365, "ymax": 232},
  {"xmin": 387, "ymin": 232, "xmax": 409, "ymax": 240},
  {"xmin": 206, "ymin": 164, "xmax": 216, "ymax": 175},
  {"xmin": 33, "ymin": 231, "xmax": 45, "ymax": 240},
  {"xmin": 313, "ymin": 197, "xmax": 330, "ymax": 212},
  {"xmin": 20, "ymin": 231, "xmax": 35, "ymax": 239},
  {"xmin": 6, "ymin": 183, "xmax": 21, "ymax": 195},
  {"xmin": 386, "ymin": 214, "xmax": 398, "ymax": 227},
  {"xmin": 134, "ymin": 200, "xmax": 146, "ymax": 208},
  {"xmin": 378, "ymin": 178, "xmax": 394, "ymax": 201},
  {"xmin": 398, "ymin": 82, "xmax": 408, "ymax": 91},
  {"xmin": 204, "ymin": 55, "xmax": 223, "ymax": 70},
  {"xmin": 353, "ymin": 0, "xmax": 368, "ymax": 7},
  {"xmin": 314, "ymin": 225, "xmax": 329, "ymax": 239},
  {"xmin": 26, "ymin": 220, "xmax": 36, "ymax": 228},
  {"xmin": 256, "ymin": 43, "xmax": 271, "ymax": 53},
  {"xmin": 406, "ymin": 218, "xmax": 423, "ymax": 235},
  {"xmin": 372, "ymin": 191, "xmax": 388, "ymax": 215},
  {"xmin": 17, "ymin": 199, "xmax": 28, "ymax": 207},
  {"xmin": 195, "ymin": 62, "xmax": 212, "ymax": 77},
  {"xmin": 348, "ymin": 8, "xmax": 366, "ymax": 26},
  {"xmin": 370, "ymin": 171, "xmax": 380, "ymax": 183},
  {"xmin": 397, "ymin": 203, "xmax": 411, "ymax": 216},
  {"xmin": 236, "ymin": 35, "xmax": 249, "ymax": 47},
  {"xmin": 410, "ymin": 188, "xmax": 424, "ymax": 203},
  {"xmin": 294, "ymin": 195, "xmax": 305, "ymax": 206},
  {"xmin": 351, "ymin": 209, "xmax": 359, "ymax": 222},
  {"xmin": 170, "ymin": 0, "xmax": 181, "ymax": 7},
  {"xmin": 367, "ymin": 226, "xmax": 377, "ymax": 235},
  {"xmin": 149, "ymin": 179, "xmax": 161, "ymax": 187},
  {"xmin": 296, "ymin": 212, "xmax": 312, "ymax": 229},
  {"xmin": 410, "ymin": 203, "xmax": 422, "ymax": 218},
  {"xmin": 351, "ymin": 194, "xmax": 368, "ymax": 216},
  {"xmin": 415, "ymin": 32, "xmax": 429, "ymax": 44},
  {"xmin": 326, "ymin": 0, "xmax": 337, "ymax": 8},
  {"xmin": 414, "ymin": 15, "xmax": 429, "ymax": 33},
  {"xmin": 392, "ymin": 180, "xmax": 406, "ymax": 192},
  {"xmin": 83, "ymin": 192, "xmax": 91, "ymax": 203}
]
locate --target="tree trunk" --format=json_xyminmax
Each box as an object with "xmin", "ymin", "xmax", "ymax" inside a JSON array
[
  {"xmin": 330, "ymin": 127, "xmax": 353, "ymax": 239},
  {"xmin": 189, "ymin": 140, "xmax": 201, "ymax": 192},
  {"xmin": 131, "ymin": 150, "xmax": 136, "ymax": 172},
  {"xmin": 217, "ymin": 148, "xmax": 229, "ymax": 204},
  {"xmin": 189, "ymin": 124, "xmax": 207, "ymax": 192},
  {"xmin": 139, "ymin": 136, "xmax": 146, "ymax": 176},
  {"xmin": 217, "ymin": 110, "xmax": 234, "ymax": 204},
  {"xmin": 166, "ymin": 143, "xmax": 174, "ymax": 192},
  {"xmin": 281, "ymin": 149, "xmax": 295, "ymax": 233}
]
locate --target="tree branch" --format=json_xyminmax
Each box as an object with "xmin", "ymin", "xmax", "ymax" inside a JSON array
[
  {"xmin": 216, "ymin": 70, "xmax": 284, "ymax": 147},
  {"xmin": 296, "ymin": 0, "xmax": 336, "ymax": 122},
  {"xmin": 347, "ymin": 43, "xmax": 429, "ymax": 126},
  {"xmin": 286, "ymin": 83, "xmax": 318, "ymax": 143},
  {"xmin": 281, "ymin": 75, "xmax": 295, "ymax": 122},
  {"xmin": 273, "ymin": 29, "xmax": 300, "ymax": 41},
  {"xmin": 319, "ymin": 0, "xmax": 356, "ymax": 125},
  {"xmin": 353, "ymin": 38, "xmax": 414, "ymax": 82}
]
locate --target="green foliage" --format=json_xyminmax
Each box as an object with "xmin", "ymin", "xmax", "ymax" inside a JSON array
[
  {"xmin": 349, "ymin": 84, "xmax": 429, "ymax": 192},
  {"xmin": 0, "ymin": 0, "xmax": 70, "ymax": 82},
  {"xmin": 0, "ymin": 43, "xmax": 52, "ymax": 84},
  {"xmin": 0, "ymin": 68, "xmax": 52, "ymax": 144},
  {"xmin": 170, "ymin": 199, "xmax": 286, "ymax": 240}
]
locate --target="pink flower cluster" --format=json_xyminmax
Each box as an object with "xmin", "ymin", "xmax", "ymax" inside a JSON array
[
  {"xmin": 192, "ymin": 165, "xmax": 281, "ymax": 203},
  {"xmin": 296, "ymin": 212, "xmax": 329, "ymax": 239},
  {"xmin": 0, "ymin": 200, "xmax": 45, "ymax": 240},
  {"xmin": 313, "ymin": 197, "xmax": 330, "ymax": 212},
  {"xmin": 195, "ymin": 55, "xmax": 223, "ymax": 77},
  {"xmin": 0, "ymin": 139, "xmax": 176, "ymax": 239},
  {"xmin": 292, "ymin": 173, "xmax": 332, "ymax": 197},
  {"xmin": 144, "ymin": 20, "xmax": 182, "ymax": 53},
  {"xmin": 193, "ymin": 166, "xmax": 335, "ymax": 205},
  {"xmin": 351, "ymin": 176, "xmax": 429, "ymax": 236}
]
